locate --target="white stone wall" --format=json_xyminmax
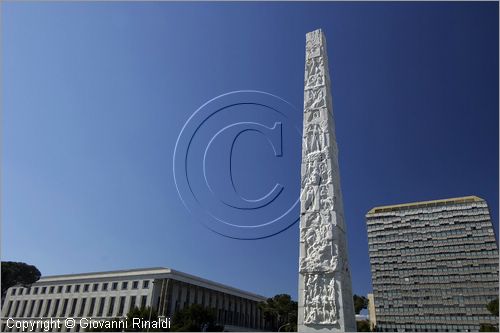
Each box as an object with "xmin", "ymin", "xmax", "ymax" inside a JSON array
[
  {"xmin": 298, "ymin": 29, "xmax": 356, "ymax": 333},
  {"xmin": 1, "ymin": 275, "xmax": 152, "ymax": 332},
  {"xmin": 1, "ymin": 268, "xmax": 267, "ymax": 332}
]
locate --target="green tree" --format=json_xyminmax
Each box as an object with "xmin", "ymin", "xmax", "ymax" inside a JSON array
[
  {"xmin": 356, "ymin": 319, "xmax": 371, "ymax": 332},
  {"xmin": 171, "ymin": 304, "xmax": 222, "ymax": 332},
  {"xmin": 258, "ymin": 294, "xmax": 297, "ymax": 331},
  {"xmin": 125, "ymin": 306, "xmax": 162, "ymax": 332},
  {"xmin": 479, "ymin": 298, "xmax": 499, "ymax": 332},
  {"xmin": 486, "ymin": 298, "xmax": 499, "ymax": 317},
  {"xmin": 86, "ymin": 306, "xmax": 160, "ymax": 332},
  {"xmin": 1, "ymin": 261, "xmax": 41, "ymax": 297},
  {"xmin": 353, "ymin": 294, "xmax": 368, "ymax": 315},
  {"xmin": 479, "ymin": 324, "xmax": 498, "ymax": 332}
]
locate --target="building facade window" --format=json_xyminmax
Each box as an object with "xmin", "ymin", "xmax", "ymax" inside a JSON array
[
  {"xmin": 69, "ymin": 299, "xmax": 77, "ymax": 316},
  {"xmin": 52, "ymin": 299, "xmax": 60, "ymax": 317},
  {"xmin": 88, "ymin": 298, "xmax": 96, "ymax": 317},
  {"xmin": 108, "ymin": 297, "xmax": 115, "ymax": 316},
  {"xmin": 118, "ymin": 296, "xmax": 126, "ymax": 316},
  {"xmin": 27, "ymin": 300, "xmax": 36, "ymax": 318},
  {"xmin": 97, "ymin": 297, "xmax": 106, "ymax": 317},
  {"xmin": 129, "ymin": 296, "xmax": 136, "ymax": 312},
  {"xmin": 79, "ymin": 298, "xmax": 87, "ymax": 317},
  {"xmin": 44, "ymin": 300, "xmax": 52, "ymax": 317},
  {"xmin": 61, "ymin": 299, "xmax": 69, "ymax": 317},
  {"xmin": 20, "ymin": 300, "xmax": 28, "ymax": 317},
  {"xmin": 5, "ymin": 301, "xmax": 13, "ymax": 317},
  {"xmin": 35, "ymin": 300, "xmax": 43, "ymax": 317},
  {"xmin": 12, "ymin": 301, "xmax": 20, "ymax": 318}
]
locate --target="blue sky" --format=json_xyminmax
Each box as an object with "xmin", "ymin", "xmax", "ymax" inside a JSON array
[{"xmin": 2, "ymin": 2, "xmax": 498, "ymax": 301}]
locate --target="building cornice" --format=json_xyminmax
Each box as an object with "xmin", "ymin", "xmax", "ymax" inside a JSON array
[
  {"xmin": 366, "ymin": 195, "xmax": 484, "ymax": 216},
  {"xmin": 30, "ymin": 267, "xmax": 267, "ymax": 301}
]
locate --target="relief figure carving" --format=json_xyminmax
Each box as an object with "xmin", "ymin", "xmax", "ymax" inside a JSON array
[
  {"xmin": 305, "ymin": 88, "xmax": 326, "ymax": 110},
  {"xmin": 303, "ymin": 274, "xmax": 338, "ymax": 324},
  {"xmin": 306, "ymin": 31, "xmax": 322, "ymax": 59},
  {"xmin": 305, "ymin": 57, "xmax": 325, "ymax": 88},
  {"xmin": 300, "ymin": 227, "xmax": 338, "ymax": 273},
  {"xmin": 304, "ymin": 120, "xmax": 329, "ymax": 154},
  {"xmin": 301, "ymin": 185, "xmax": 318, "ymax": 212}
]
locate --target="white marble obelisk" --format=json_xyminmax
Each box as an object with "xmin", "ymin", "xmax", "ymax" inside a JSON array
[{"xmin": 298, "ymin": 29, "xmax": 356, "ymax": 333}]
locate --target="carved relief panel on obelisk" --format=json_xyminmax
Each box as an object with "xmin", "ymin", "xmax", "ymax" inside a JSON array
[{"xmin": 298, "ymin": 29, "xmax": 356, "ymax": 333}]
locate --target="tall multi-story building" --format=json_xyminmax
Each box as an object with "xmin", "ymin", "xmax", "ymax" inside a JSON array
[
  {"xmin": 1, "ymin": 267, "xmax": 267, "ymax": 332},
  {"xmin": 366, "ymin": 196, "xmax": 499, "ymax": 332}
]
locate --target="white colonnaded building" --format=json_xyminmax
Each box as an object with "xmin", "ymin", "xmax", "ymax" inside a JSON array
[{"xmin": 1, "ymin": 267, "xmax": 268, "ymax": 332}]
